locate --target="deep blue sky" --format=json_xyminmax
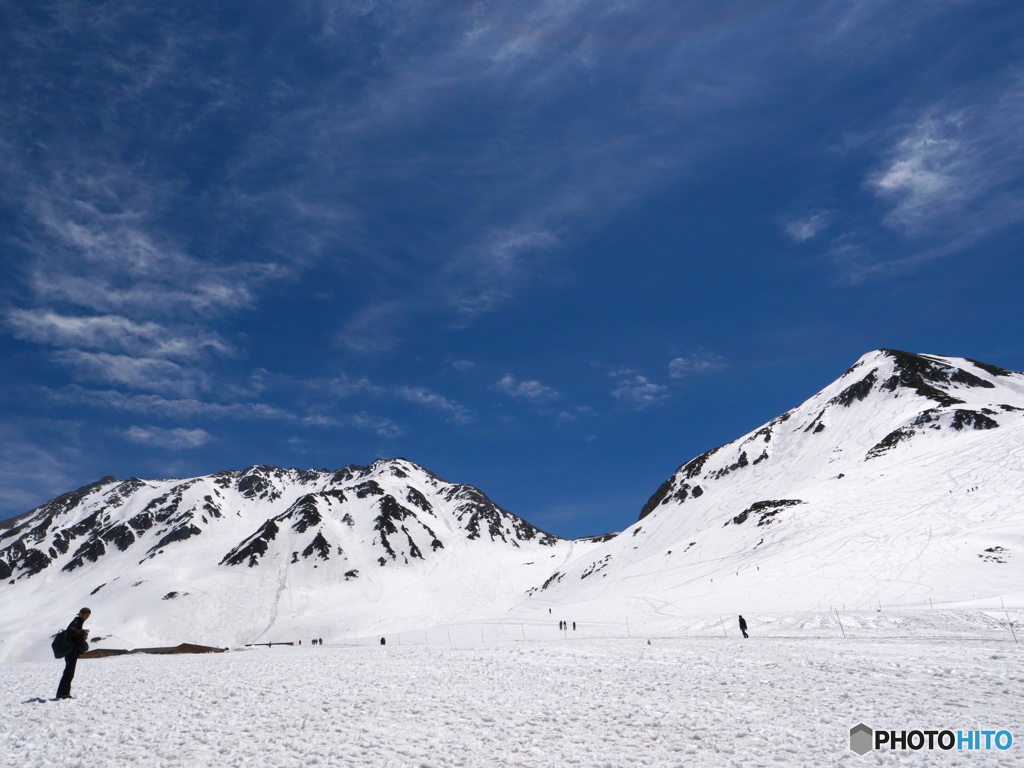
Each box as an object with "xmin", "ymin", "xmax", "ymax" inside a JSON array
[{"xmin": 2, "ymin": 0, "xmax": 1023, "ymax": 538}]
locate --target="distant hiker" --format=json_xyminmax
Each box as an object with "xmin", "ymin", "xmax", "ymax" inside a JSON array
[
  {"xmin": 572, "ymin": 622, "xmax": 576, "ymax": 631},
  {"xmin": 380, "ymin": 637, "xmax": 386, "ymax": 646},
  {"xmin": 56, "ymin": 608, "xmax": 91, "ymax": 700},
  {"xmin": 548, "ymin": 609, "xmax": 551, "ymax": 614},
  {"xmin": 738, "ymin": 615, "xmax": 748, "ymax": 639}
]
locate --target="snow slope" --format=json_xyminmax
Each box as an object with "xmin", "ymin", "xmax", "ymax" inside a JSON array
[
  {"xmin": 2, "ymin": 636, "xmax": 1021, "ymax": 767},
  {"xmin": 3, "ymin": 349, "xmax": 1022, "ymax": 665},
  {"xmin": 519, "ymin": 350, "xmax": 1024, "ymax": 624},
  {"xmin": 0, "ymin": 459, "xmax": 595, "ymax": 662}
]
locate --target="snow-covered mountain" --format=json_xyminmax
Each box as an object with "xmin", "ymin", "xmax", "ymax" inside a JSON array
[
  {"xmin": 0, "ymin": 459, "xmax": 596, "ymax": 661},
  {"xmin": 4, "ymin": 349, "xmax": 1023, "ymax": 662},
  {"xmin": 518, "ymin": 349, "xmax": 1024, "ymax": 622}
]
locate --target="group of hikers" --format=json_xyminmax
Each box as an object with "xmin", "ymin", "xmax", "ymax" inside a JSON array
[{"xmin": 557, "ymin": 620, "xmax": 576, "ymax": 631}]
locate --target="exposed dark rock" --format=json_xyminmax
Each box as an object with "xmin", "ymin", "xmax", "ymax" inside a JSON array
[
  {"xmin": 638, "ymin": 478, "xmax": 674, "ymax": 521},
  {"xmin": 90, "ymin": 583, "xmax": 106, "ymax": 595},
  {"xmin": 301, "ymin": 532, "xmax": 332, "ymax": 561},
  {"xmin": 237, "ymin": 470, "xmax": 275, "ymax": 500},
  {"xmin": 829, "ymin": 370, "xmax": 878, "ymax": 407},
  {"xmin": 100, "ymin": 524, "xmax": 135, "ymax": 551},
  {"xmin": 727, "ymin": 499, "xmax": 804, "ymax": 526},
  {"xmin": 681, "ymin": 447, "xmax": 721, "ymax": 480},
  {"xmin": 580, "ymin": 555, "xmax": 612, "ymax": 579},
  {"xmin": 373, "ymin": 496, "xmax": 414, "ymax": 560},
  {"xmin": 965, "ymin": 359, "xmax": 1016, "ymax": 377},
  {"xmin": 344, "ymin": 569, "xmax": 359, "ymax": 580},
  {"xmin": 287, "ymin": 495, "xmax": 322, "ymax": 534},
  {"xmin": 128, "ymin": 512, "xmax": 155, "ymax": 534},
  {"xmin": 580, "ymin": 532, "xmax": 617, "ymax": 543},
  {"xmin": 804, "ymin": 409, "xmax": 827, "ymax": 433},
  {"xmin": 148, "ymin": 524, "xmax": 202, "ymax": 554},
  {"xmin": 405, "ymin": 487, "xmax": 433, "ymax": 512},
  {"xmin": 540, "ymin": 571, "xmax": 564, "ymax": 590},
  {"xmin": 878, "ymin": 350, "xmax": 967, "ymax": 406},
  {"xmin": 296, "ymin": 469, "xmax": 324, "ymax": 484},
  {"xmin": 444, "ymin": 484, "xmax": 559, "ymax": 545},
  {"xmin": 401, "ymin": 526, "xmax": 423, "ymax": 559},
  {"xmin": 202, "ymin": 496, "xmax": 223, "ymax": 519},
  {"xmin": 353, "ymin": 480, "xmax": 385, "ymax": 498},
  {"xmin": 62, "ymin": 536, "xmax": 106, "ymax": 572},
  {"xmin": 106, "ymin": 478, "xmax": 148, "ymax": 508},
  {"xmin": 331, "ymin": 464, "xmax": 373, "ymax": 485},
  {"xmin": 221, "ymin": 520, "xmax": 280, "ymax": 567},
  {"xmin": 19, "ymin": 548, "xmax": 52, "ymax": 576},
  {"xmin": 950, "ymin": 410, "xmax": 1000, "ymax": 431},
  {"xmin": 866, "ymin": 427, "xmax": 914, "ymax": 459},
  {"xmin": 710, "ymin": 452, "xmax": 748, "ymax": 480}
]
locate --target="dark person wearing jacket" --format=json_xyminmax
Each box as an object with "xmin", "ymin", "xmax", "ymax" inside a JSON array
[
  {"xmin": 56, "ymin": 607, "xmax": 91, "ymax": 699},
  {"xmin": 738, "ymin": 615, "xmax": 748, "ymax": 639}
]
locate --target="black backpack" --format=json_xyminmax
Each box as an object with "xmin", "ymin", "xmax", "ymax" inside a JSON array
[{"xmin": 51, "ymin": 629, "xmax": 74, "ymax": 659}]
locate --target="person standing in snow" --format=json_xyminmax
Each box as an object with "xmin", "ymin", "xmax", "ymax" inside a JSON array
[
  {"xmin": 738, "ymin": 615, "xmax": 748, "ymax": 639},
  {"xmin": 56, "ymin": 607, "xmax": 91, "ymax": 699}
]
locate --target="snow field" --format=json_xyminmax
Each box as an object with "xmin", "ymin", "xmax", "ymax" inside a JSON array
[{"xmin": 2, "ymin": 636, "xmax": 1022, "ymax": 767}]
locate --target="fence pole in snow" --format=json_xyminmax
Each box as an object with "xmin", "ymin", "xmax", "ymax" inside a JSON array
[
  {"xmin": 626, "ymin": 617, "xmax": 631, "ymax": 639},
  {"xmin": 520, "ymin": 624, "xmax": 526, "ymax": 641},
  {"xmin": 447, "ymin": 628, "xmax": 451, "ymax": 644},
  {"xmin": 719, "ymin": 615, "xmax": 727, "ymax": 638},
  {"xmin": 834, "ymin": 608, "xmax": 846, "ymax": 639},
  {"xmin": 929, "ymin": 598, "xmax": 933, "ymax": 610},
  {"xmin": 1003, "ymin": 598, "xmax": 1018, "ymax": 644}
]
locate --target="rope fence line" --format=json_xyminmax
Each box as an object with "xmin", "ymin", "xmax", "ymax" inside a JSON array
[{"xmin": 303, "ymin": 609, "xmax": 1020, "ymax": 649}]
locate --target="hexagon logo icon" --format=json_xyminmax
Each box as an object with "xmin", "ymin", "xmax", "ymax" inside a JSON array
[{"xmin": 850, "ymin": 723, "xmax": 873, "ymax": 755}]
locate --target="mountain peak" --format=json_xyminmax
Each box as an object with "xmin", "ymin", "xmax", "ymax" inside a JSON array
[{"xmin": 638, "ymin": 350, "xmax": 1024, "ymax": 523}]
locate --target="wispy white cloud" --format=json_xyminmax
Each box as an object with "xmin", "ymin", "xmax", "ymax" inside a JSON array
[
  {"xmin": 494, "ymin": 374, "xmax": 561, "ymax": 403},
  {"xmin": 833, "ymin": 73, "xmax": 1024, "ymax": 280},
  {"xmin": 350, "ymin": 410, "xmax": 403, "ymax": 438},
  {"xmin": 6, "ymin": 309, "xmax": 232, "ymax": 360},
  {"xmin": 49, "ymin": 387, "xmax": 295, "ymax": 421},
  {"xmin": 0, "ymin": 422, "xmax": 82, "ymax": 517},
  {"xmin": 867, "ymin": 113, "xmax": 967, "ymax": 235},
  {"xmin": 610, "ymin": 373, "xmax": 668, "ymax": 409},
  {"xmin": 53, "ymin": 351, "xmax": 207, "ymax": 397},
  {"xmin": 122, "ymin": 425, "xmax": 214, "ymax": 450},
  {"xmin": 394, "ymin": 386, "xmax": 473, "ymax": 424},
  {"xmin": 451, "ymin": 360, "xmax": 475, "ymax": 372},
  {"xmin": 783, "ymin": 211, "xmax": 833, "ymax": 242},
  {"xmin": 668, "ymin": 353, "xmax": 725, "ymax": 378}
]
